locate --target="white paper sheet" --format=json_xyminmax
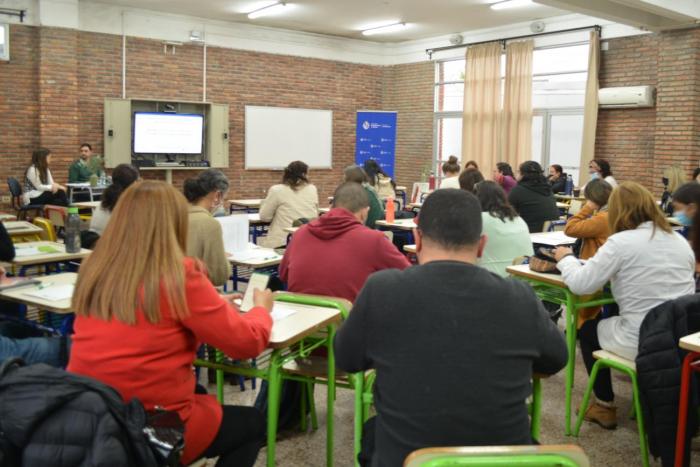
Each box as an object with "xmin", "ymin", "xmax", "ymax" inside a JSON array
[
  {"xmin": 14, "ymin": 247, "xmax": 41, "ymax": 257},
  {"xmin": 217, "ymin": 215, "xmax": 249, "ymax": 254},
  {"xmin": 530, "ymin": 231, "xmax": 576, "ymax": 246},
  {"xmin": 232, "ymin": 245, "xmax": 281, "ymax": 262},
  {"xmin": 24, "ymin": 284, "xmax": 75, "ymax": 301},
  {"xmin": 270, "ymin": 302, "xmax": 299, "ymax": 322}
]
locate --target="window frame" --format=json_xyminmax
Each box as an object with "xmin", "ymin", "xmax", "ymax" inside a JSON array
[{"xmin": 0, "ymin": 24, "xmax": 9, "ymax": 62}]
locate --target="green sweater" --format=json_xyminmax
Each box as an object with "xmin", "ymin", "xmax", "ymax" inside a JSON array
[
  {"xmin": 68, "ymin": 157, "xmax": 103, "ymax": 183},
  {"xmin": 364, "ymin": 185, "xmax": 384, "ymax": 229}
]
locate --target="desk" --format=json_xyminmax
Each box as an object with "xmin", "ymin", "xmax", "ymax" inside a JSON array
[
  {"xmin": 0, "ymin": 272, "xmax": 76, "ymax": 314},
  {"xmin": 7, "ymin": 242, "xmax": 91, "ymax": 273},
  {"xmin": 555, "ymin": 194, "xmax": 586, "ymax": 203},
  {"xmin": 72, "ymin": 201, "xmax": 101, "ymax": 210},
  {"xmin": 228, "ymin": 245, "xmax": 282, "ymax": 290},
  {"xmin": 0, "ymin": 214, "xmax": 17, "ymax": 222},
  {"xmin": 375, "ymin": 219, "xmax": 416, "ymax": 231},
  {"xmin": 395, "ymin": 185, "xmax": 407, "ymax": 207},
  {"xmin": 506, "ymin": 264, "xmax": 615, "ymax": 435},
  {"xmin": 675, "ymin": 332, "xmax": 700, "ymax": 466},
  {"xmin": 404, "ymin": 244, "xmax": 416, "ymax": 254},
  {"xmin": 407, "ymin": 202, "xmax": 422, "ymax": 210},
  {"xmin": 195, "ymin": 294, "xmax": 344, "ymax": 467},
  {"xmin": 229, "ymin": 199, "xmax": 262, "ymax": 213},
  {"xmin": 4, "ymin": 221, "xmax": 44, "ymax": 243},
  {"xmin": 319, "ymin": 207, "xmax": 330, "ymax": 214},
  {"xmin": 247, "ymin": 213, "xmax": 270, "ymax": 243},
  {"xmin": 530, "ymin": 231, "xmax": 577, "ymax": 247},
  {"xmin": 556, "ymin": 202, "xmax": 569, "ymax": 210},
  {"xmin": 66, "ymin": 183, "xmax": 106, "ymax": 203}
]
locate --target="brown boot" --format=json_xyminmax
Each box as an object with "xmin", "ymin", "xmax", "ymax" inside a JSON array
[{"xmin": 584, "ymin": 402, "xmax": 617, "ymax": 430}]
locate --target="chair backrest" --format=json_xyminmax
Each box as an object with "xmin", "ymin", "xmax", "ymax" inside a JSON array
[
  {"xmin": 7, "ymin": 177, "xmax": 23, "ymax": 209},
  {"xmin": 32, "ymin": 217, "xmax": 57, "ymax": 242},
  {"xmin": 44, "ymin": 205, "xmax": 68, "ymax": 228},
  {"xmin": 404, "ymin": 444, "xmax": 589, "ymax": 467}
]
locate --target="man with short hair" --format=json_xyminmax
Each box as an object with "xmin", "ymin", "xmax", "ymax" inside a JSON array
[
  {"xmin": 335, "ymin": 188, "xmax": 568, "ymax": 467},
  {"xmin": 68, "ymin": 143, "xmax": 102, "ymax": 183},
  {"xmin": 279, "ymin": 182, "xmax": 410, "ymax": 302}
]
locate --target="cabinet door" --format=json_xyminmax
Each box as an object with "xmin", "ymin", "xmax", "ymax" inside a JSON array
[
  {"xmin": 104, "ymin": 98, "xmax": 132, "ymax": 168},
  {"xmin": 208, "ymin": 104, "xmax": 230, "ymax": 168}
]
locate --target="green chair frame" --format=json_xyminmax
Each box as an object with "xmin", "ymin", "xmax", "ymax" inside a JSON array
[
  {"xmin": 574, "ymin": 350, "xmax": 649, "ymax": 467},
  {"xmin": 404, "ymin": 444, "xmax": 589, "ymax": 467}
]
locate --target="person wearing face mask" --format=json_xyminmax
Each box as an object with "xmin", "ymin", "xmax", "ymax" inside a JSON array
[
  {"xmin": 184, "ymin": 169, "xmax": 231, "ymax": 287},
  {"xmin": 279, "ymin": 182, "xmax": 410, "ymax": 302},
  {"xmin": 588, "ymin": 159, "xmax": 618, "ymax": 188},
  {"xmin": 671, "ymin": 182, "xmax": 700, "ymax": 238}
]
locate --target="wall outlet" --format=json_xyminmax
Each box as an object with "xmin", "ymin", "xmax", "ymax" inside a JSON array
[{"xmin": 0, "ymin": 196, "xmax": 10, "ymax": 203}]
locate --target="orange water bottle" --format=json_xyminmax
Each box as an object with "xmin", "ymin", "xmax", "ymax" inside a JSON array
[{"xmin": 385, "ymin": 197, "xmax": 395, "ymax": 223}]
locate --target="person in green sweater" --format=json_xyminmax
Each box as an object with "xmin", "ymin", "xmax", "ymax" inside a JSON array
[
  {"xmin": 68, "ymin": 143, "xmax": 103, "ymax": 183},
  {"xmin": 343, "ymin": 165, "xmax": 384, "ymax": 229}
]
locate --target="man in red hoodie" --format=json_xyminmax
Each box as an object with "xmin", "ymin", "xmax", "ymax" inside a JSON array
[{"xmin": 279, "ymin": 182, "xmax": 411, "ymax": 302}]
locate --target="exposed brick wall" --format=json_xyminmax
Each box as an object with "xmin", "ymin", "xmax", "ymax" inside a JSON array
[{"xmin": 381, "ymin": 62, "xmax": 435, "ymax": 192}]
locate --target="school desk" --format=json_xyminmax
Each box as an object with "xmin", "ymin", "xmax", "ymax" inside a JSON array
[
  {"xmin": 530, "ymin": 231, "xmax": 577, "ymax": 247},
  {"xmin": 7, "ymin": 241, "xmax": 91, "ymax": 275},
  {"xmin": 71, "ymin": 201, "xmax": 101, "ymax": 210},
  {"xmin": 229, "ymin": 198, "xmax": 262, "ymax": 214},
  {"xmin": 4, "ymin": 221, "xmax": 44, "ymax": 243},
  {"xmin": 228, "ymin": 245, "xmax": 282, "ymax": 290},
  {"xmin": 194, "ymin": 293, "xmax": 344, "ymax": 467},
  {"xmin": 66, "ymin": 182, "xmax": 106, "ymax": 204},
  {"xmin": 506, "ymin": 264, "xmax": 615, "ymax": 435}
]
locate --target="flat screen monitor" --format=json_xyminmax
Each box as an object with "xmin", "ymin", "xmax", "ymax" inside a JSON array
[{"xmin": 133, "ymin": 112, "xmax": 204, "ymax": 154}]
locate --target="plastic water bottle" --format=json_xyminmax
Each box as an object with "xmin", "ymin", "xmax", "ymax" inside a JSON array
[
  {"xmin": 65, "ymin": 207, "xmax": 82, "ymax": 253},
  {"xmin": 385, "ymin": 197, "xmax": 395, "ymax": 223},
  {"xmin": 428, "ymin": 171, "xmax": 436, "ymax": 190},
  {"xmin": 565, "ymin": 175, "xmax": 574, "ymax": 195}
]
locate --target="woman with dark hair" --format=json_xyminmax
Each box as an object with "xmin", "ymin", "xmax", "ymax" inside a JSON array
[
  {"xmin": 508, "ymin": 161, "xmax": 560, "ymax": 232},
  {"xmin": 458, "ymin": 169, "xmax": 485, "ymax": 193},
  {"xmin": 344, "ymin": 165, "xmax": 384, "ymax": 228},
  {"xmin": 23, "ymin": 148, "xmax": 68, "ymax": 206},
  {"xmin": 184, "ymin": 169, "xmax": 231, "ymax": 287},
  {"xmin": 671, "ymin": 182, "xmax": 700, "ymax": 228},
  {"xmin": 588, "ymin": 159, "xmax": 617, "ymax": 188},
  {"xmin": 363, "ymin": 159, "xmax": 396, "ymax": 200},
  {"xmin": 464, "ymin": 160, "xmax": 479, "ymax": 171},
  {"xmin": 474, "ymin": 181, "xmax": 532, "ymax": 277},
  {"xmin": 89, "ymin": 164, "xmax": 140, "ymax": 235},
  {"xmin": 439, "ymin": 156, "xmax": 461, "ymax": 189},
  {"xmin": 547, "ymin": 164, "xmax": 567, "ymax": 194},
  {"xmin": 259, "ymin": 161, "xmax": 319, "ymax": 248},
  {"xmin": 494, "ymin": 162, "xmax": 517, "ymax": 195},
  {"xmin": 564, "ymin": 179, "xmax": 613, "ymax": 260}
]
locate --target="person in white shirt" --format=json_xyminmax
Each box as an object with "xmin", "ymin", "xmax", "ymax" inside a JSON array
[
  {"xmin": 554, "ymin": 181, "xmax": 695, "ymax": 430},
  {"xmin": 259, "ymin": 160, "xmax": 319, "ymax": 248},
  {"xmin": 23, "ymin": 148, "xmax": 68, "ymax": 206},
  {"xmin": 88, "ymin": 164, "xmax": 140, "ymax": 236},
  {"xmin": 474, "ymin": 181, "xmax": 533, "ymax": 277},
  {"xmin": 588, "ymin": 159, "xmax": 618, "ymax": 188},
  {"xmin": 438, "ymin": 156, "xmax": 461, "ymax": 189}
]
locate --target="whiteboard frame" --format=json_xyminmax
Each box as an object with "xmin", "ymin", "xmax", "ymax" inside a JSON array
[{"xmin": 244, "ymin": 105, "xmax": 333, "ymax": 170}]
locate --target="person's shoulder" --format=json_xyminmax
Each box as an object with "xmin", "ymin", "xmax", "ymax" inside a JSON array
[{"xmin": 365, "ymin": 266, "xmax": 407, "ymax": 288}]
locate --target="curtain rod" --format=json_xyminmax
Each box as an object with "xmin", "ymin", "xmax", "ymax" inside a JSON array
[
  {"xmin": 0, "ymin": 8, "xmax": 26, "ymax": 22},
  {"xmin": 426, "ymin": 25, "xmax": 601, "ymax": 59}
]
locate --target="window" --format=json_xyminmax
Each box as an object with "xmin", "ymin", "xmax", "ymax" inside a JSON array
[
  {"xmin": 0, "ymin": 24, "xmax": 8, "ymax": 61},
  {"xmin": 434, "ymin": 42, "xmax": 589, "ymax": 183}
]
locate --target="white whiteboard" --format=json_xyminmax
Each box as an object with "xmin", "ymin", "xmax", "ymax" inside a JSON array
[{"xmin": 245, "ymin": 106, "xmax": 333, "ymax": 169}]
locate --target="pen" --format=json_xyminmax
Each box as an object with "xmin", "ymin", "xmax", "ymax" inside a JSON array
[{"xmin": 38, "ymin": 282, "xmax": 54, "ymax": 290}]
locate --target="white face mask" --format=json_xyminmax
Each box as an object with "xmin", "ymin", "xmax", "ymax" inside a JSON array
[{"xmin": 590, "ymin": 172, "xmax": 599, "ymax": 180}]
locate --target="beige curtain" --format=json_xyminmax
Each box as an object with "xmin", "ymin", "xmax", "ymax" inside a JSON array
[
  {"xmin": 462, "ymin": 42, "xmax": 502, "ymax": 178},
  {"xmin": 502, "ymin": 40, "xmax": 534, "ymax": 171},
  {"xmin": 578, "ymin": 30, "xmax": 600, "ymax": 187}
]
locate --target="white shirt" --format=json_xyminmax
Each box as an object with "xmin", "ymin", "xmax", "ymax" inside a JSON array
[
  {"xmin": 439, "ymin": 175, "xmax": 460, "ymax": 190},
  {"xmin": 259, "ymin": 183, "xmax": 319, "ymax": 248},
  {"xmin": 557, "ymin": 221, "xmax": 695, "ymax": 359},
  {"xmin": 23, "ymin": 166, "xmax": 54, "ymax": 205},
  {"xmin": 89, "ymin": 206, "xmax": 111, "ymax": 235},
  {"xmin": 604, "ymin": 175, "xmax": 618, "ymax": 188}
]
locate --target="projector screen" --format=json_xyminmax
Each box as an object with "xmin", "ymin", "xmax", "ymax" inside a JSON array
[{"xmin": 133, "ymin": 112, "xmax": 204, "ymax": 154}]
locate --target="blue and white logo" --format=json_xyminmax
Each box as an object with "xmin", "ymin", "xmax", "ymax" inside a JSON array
[{"xmin": 362, "ymin": 121, "xmax": 370, "ymax": 130}]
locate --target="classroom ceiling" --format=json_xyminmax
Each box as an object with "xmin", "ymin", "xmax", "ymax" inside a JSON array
[{"xmin": 95, "ymin": 0, "xmax": 567, "ymax": 42}]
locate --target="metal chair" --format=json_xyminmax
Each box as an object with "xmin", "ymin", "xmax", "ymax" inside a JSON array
[{"xmin": 7, "ymin": 177, "xmax": 44, "ymax": 220}]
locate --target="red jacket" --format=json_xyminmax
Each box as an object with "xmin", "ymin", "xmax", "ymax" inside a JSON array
[
  {"xmin": 68, "ymin": 258, "xmax": 272, "ymax": 464},
  {"xmin": 279, "ymin": 207, "xmax": 411, "ymax": 302}
]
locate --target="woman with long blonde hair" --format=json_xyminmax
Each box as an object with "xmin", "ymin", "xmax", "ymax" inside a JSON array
[
  {"xmin": 68, "ymin": 181, "xmax": 273, "ymax": 466},
  {"xmin": 553, "ymin": 182, "xmax": 694, "ymax": 430}
]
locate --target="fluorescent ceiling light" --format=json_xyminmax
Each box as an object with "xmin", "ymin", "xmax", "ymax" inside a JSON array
[
  {"xmin": 490, "ymin": 0, "xmax": 533, "ymax": 10},
  {"xmin": 248, "ymin": 2, "xmax": 288, "ymax": 19},
  {"xmin": 362, "ymin": 22, "xmax": 407, "ymax": 36}
]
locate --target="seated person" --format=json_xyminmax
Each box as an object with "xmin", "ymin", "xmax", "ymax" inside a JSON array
[
  {"xmin": 438, "ymin": 156, "xmax": 461, "ymax": 189},
  {"xmin": 89, "ymin": 164, "xmax": 139, "ymax": 236},
  {"xmin": 564, "ymin": 179, "xmax": 613, "ymax": 260},
  {"xmin": 508, "ymin": 161, "xmax": 560, "ymax": 232},
  {"xmin": 494, "ymin": 162, "xmax": 517, "ymax": 195},
  {"xmin": 23, "ymin": 148, "xmax": 67, "ymax": 207},
  {"xmin": 547, "ymin": 164, "xmax": 567, "ymax": 194},
  {"xmin": 259, "ymin": 161, "xmax": 319, "ymax": 248},
  {"xmin": 335, "ymin": 189, "xmax": 567, "ymax": 466},
  {"xmin": 68, "ymin": 143, "xmax": 103, "ymax": 183},
  {"xmin": 554, "ymin": 182, "xmax": 694, "ymax": 429},
  {"xmin": 473, "ymin": 181, "xmax": 532, "ymax": 277},
  {"xmin": 183, "ymin": 169, "xmax": 231, "ymax": 287},
  {"xmin": 280, "ymin": 182, "xmax": 410, "ymax": 302},
  {"xmin": 68, "ymin": 181, "xmax": 273, "ymax": 466},
  {"xmin": 343, "ymin": 165, "xmax": 384, "ymax": 229},
  {"xmin": 364, "ymin": 159, "xmax": 396, "ymax": 201},
  {"xmin": 459, "ymin": 169, "xmax": 484, "ymax": 193}
]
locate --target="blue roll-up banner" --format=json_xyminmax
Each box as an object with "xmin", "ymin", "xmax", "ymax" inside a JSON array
[{"xmin": 355, "ymin": 111, "xmax": 397, "ymax": 177}]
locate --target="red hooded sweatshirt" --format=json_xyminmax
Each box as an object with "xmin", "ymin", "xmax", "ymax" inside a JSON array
[{"xmin": 279, "ymin": 207, "xmax": 411, "ymax": 302}]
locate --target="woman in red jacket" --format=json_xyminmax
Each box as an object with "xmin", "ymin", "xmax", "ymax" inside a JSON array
[{"xmin": 68, "ymin": 181, "xmax": 273, "ymax": 466}]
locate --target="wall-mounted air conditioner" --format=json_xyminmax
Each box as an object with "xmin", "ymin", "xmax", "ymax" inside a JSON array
[{"xmin": 599, "ymin": 86, "xmax": 656, "ymax": 109}]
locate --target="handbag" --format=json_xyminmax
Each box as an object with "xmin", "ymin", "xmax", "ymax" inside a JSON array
[
  {"xmin": 528, "ymin": 247, "xmax": 560, "ymax": 274},
  {"xmin": 143, "ymin": 407, "xmax": 185, "ymax": 467}
]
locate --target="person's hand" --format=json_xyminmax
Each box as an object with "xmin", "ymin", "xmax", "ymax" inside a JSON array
[
  {"xmin": 253, "ymin": 288, "xmax": 274, "ymax": 312},
  {"xmin": 220, "ymin": 292, "xmax": 243, "ymax": 305},
  {"xmin": 51, "ymin": 183, "xmax": 60, "ymax": 193},
  {"xmin": 584, "ymin": 200, "xmax": 599, "ymax": 211},
  {"xmin": 554, "ymin": 246, "xmax": 574, "ymax": 262}
]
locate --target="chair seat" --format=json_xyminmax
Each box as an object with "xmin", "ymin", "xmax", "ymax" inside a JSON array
[
  {"xmin": 593, "ymin": 350, "xmax": 636, "ymax": 371},
  {"xmin": 282, "ymin": 355, "xmax": 349, "ymax": 379}
]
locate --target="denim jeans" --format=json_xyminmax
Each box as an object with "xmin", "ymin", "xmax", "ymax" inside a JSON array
[{"xmin": 0, "ymin": 321, "xmax": 70, "ymax": 367}]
